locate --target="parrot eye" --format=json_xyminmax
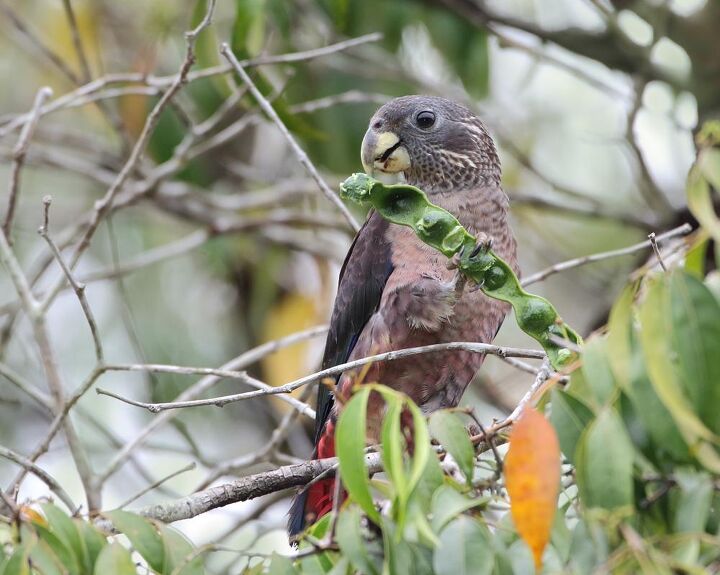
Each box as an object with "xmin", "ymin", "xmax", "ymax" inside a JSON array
[{"xmin": 415, "ymin": 110, "xmax": 436, "ymax": 129}]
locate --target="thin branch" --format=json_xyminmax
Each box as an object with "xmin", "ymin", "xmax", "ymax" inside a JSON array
[
  {"xmin": 130, "ymin": 452, "xmax": 384, "ymax": 524},
  {"xmin": 116, "ymin": 462, "xmax": 197, "ymax": 510},
  {"xmin": 97, "ymin": 341, "xmax": 546, "ymax": 412},
  {"xmin": 521, "ymin": 223, "xmax": 691, "ymax": 286},
  {"xmin": 96, "ymin": 325, "xmax": 329, "ymax": 484},
  {"xmin": 61, "ymin": 0, "xmax": 93, "ymax": 82},
  {"xmin": 99, "ymin": 363, "xmax": 315, "ymax": 418},
  {"xmin": 0, "ymin": 445, "xmax": 77, "ymax": 512},
  {"xmin": 647, "ymin": 232, "xmax": 667, "ymax": 271},
  {"xmin": 0, "ymin": 33, "xmax": 383, "ymax": 140},
  {"xmin": 38, "ymin": 197, "xmax": 104, "ymax": 362},
  {"xmin": 220, "ymin": 43, "xmax": 361, "ymax": 232},
  {"xmin": 0, "ymin": 4, "xmax": 80, "ymax": 84},
  {"xmin": 37, "ymin": 0, "xmax": 218, "ymax": 315},
  {"xmin": 3, "ymin": 86, "xmax": 52, "ymax": 241}
]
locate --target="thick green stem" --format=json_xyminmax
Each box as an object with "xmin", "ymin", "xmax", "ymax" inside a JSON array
[{"xmin": 340, "ymin": 173, "xmax": 581, "ymax": 369}]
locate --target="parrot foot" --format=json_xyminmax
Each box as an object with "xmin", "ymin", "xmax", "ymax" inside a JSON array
[{"xmin": 469, "ymin": 232, "xmax": 493, "ymax": 257}]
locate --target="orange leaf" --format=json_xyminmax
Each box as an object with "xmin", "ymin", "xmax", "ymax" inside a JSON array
[
  {"xmin": 19, "ymin": 505, "xmax": 47, "ymax": 527},
  {"xmin": 504, "ymin": 408, "xmax": 561, "ymax": 572}
]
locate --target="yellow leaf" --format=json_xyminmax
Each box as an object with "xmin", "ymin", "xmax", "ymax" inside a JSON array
[
  {"xmin": 19, "ymin": 505, "xmax": 47, "ymax": 527},
  {"xmin": 261, "ymin": 293, "xmax": 320, "ymax": 389},
  {"xmin": 504, "ymin": 408, "xmax": 561, "ymax": 572}
]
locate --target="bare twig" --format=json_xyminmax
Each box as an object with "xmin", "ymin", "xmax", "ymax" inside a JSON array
[
  {"xmin": 61, "ymin": 0, "xmax": 93, "ymax": 82},
  {"xmin": 0, "ymin": 445, "xmax": 77, "ymax": 512},
  {"xmin": 96, "ymin": 325, "xmax": 329, "ymax": 484},
  {"xmin": 3, "ymin": 86, "xmax": 52, "ymax": 241},
  {"xmin": 131, "ymin": 452, "xmax": 383, "ymax": 524},
  {"xmin": 220, "ymin": 43, "xmax": 360, "ymax": 232},
  {"xmin": 647, "ymin": 232, "xmax": 667, "ymax": 271},
  {"xmin": 0, "ymin": 33, "xmax": 383, "ymax": 139},
  {"xmin": 99, "ymin": 363, "xmax": 315, "ymax": 418},
  {"xmin": 97, "ymin": 341, "xmax": 546, "ymax": 412},
  {"xmin": 521, "ymin": 223, "xmax": 691, "ymax": 286},
  {"xmin": 38, "ymin": 197, "xmax": 104, "ymax": 362},
  {"xmin": 117, "ymin": 462, "xmax": 197, "ymax": 510},
  {"xmin": 37, "ymin": 0, "xmax": 218, "ymax": 315}
]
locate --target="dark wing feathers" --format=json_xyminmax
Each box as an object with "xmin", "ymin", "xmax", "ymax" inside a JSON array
[
  {"xmin": 313, "ymin": 211, "xmax": 393, "ymax": 444},
  {"xmin": 288, "ymin": 212, "xmax": 393, "ymax": 538}
]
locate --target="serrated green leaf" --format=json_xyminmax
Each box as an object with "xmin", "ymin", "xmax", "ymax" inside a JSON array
[
  {"xmin": 576, "ymin": 408, "xmax": 634, "ymax": 511},
  {"xmin": 430, "ymin": 485, "xmax": 486, "ymax": 533},
  {"xmin": 670, "ymin": 271, "xmax": 720, "ymax": 436},
  {"xmin": 93, "ymin": 543, "xmax": 136, "ymax": 575},
  {"xmin": 550, "ymin": 388, "xmax": 594, "ymax": 464},
  {"xmin": 428, "ymin": 411, "xmax": 474, "ymax": 484},
  {"xmin": 336, "ymin": 507, "xmax": 380, "ymax": 575},
  {"xmin": 433, "ymin": 516, "xmax": 493, "ymax": 575},
  {"xmin": 336, "ymin": 386, "xmax": 379, "ymax": 524},
  {"xmin": 105, "ymin": 510, "xmax": 164, "ymax": 573}
]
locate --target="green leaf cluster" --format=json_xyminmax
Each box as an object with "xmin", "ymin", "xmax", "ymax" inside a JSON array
[{"xmin": 0, "ymin": 505, "xmax": 204, "ymax": 575}]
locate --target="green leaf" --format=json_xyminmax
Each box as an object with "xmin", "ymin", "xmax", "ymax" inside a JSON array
[
  {"xmin": 430, "ymin": 485, "xmax": 486, "ymax": 533},
  {"xmin": 77, "ymin": 520, "xmax": 107, "ymax": 571},
  {"xmin": 41, "ymin": 504, "xmax": 88, "ymax": 573},
  {"xmin": 670, "ymin": 271, "xmax": 720, "ymax": 435},
  {"xmin": 576, "ymin": 408, "xmax": 634, "ymax": 511},
  {"xmin": 28, "ymin": 539, "xmax": 66, "ymax": 575},
  {"xmin": 158, "ymin": 524, "xmax": 203, "ymax": 575},
  {"xmin": 268, "ymin": 552, "xmax": 298, "ymax": 575},
  {"xmin": 232, "ymin": 0, "xmax": 267, "ymax": 59},
  {"xmin": 1, "ymin": 545, "xmax": 30, "ymax": 575},
  {"xmin": 33, "ymin": 523, "xmax": 80, "ymax": 575},
  {"xmin": 698, "ymin": 147, "xmax": 720, "ymax": 191},
  {"xmin": 638, "ymin": 276, "xmax": 720, "ymax": 472},
  {"xmin": 685, "ymin": 237, "xmax": 708, "ymax": 278},
  {"xmin": 381, "ymin": 393, "xmax": 407, "ymax": 506},
  {"xmin": 105, "ymin": 510, "xmax": 164, "ymax": 573},
  {"xmin": 672, "ymin": 470, "xmax": 713, "ymax": 533},
  {"xmin": 93, "ymin": 543, "xmax": 136, "ymax": 575},
  {"xmin": 606, "ymin": 283, "xmax": 637, "ymax": 390},
  {"xmin": 428, "ymin": 411, "xmax": 475, "ymax": 484},
  {"xmin": 336, "ymin": 386, "xmax": 380, "ymax": 523},
  {"xmin": 687, "ymin": 164, "xmax": 720, "ymax": 244},
  {"xmin": 581, "ymin": 338, "xmax": 617, "ymax": 406},
  {"xmin": 433, "ymin": 516, "xmax": 494, "ymax": 575},
  {"xmin": 336, "ymin": 507, "xmax": 380, "ymax": 575},
  {"xmin": 550, "ymin": 388, "xmax": 594, "ymax": 464},
  {"xmin": 406, "ymin": 400, "xmax": 431, "ymax": 498}
]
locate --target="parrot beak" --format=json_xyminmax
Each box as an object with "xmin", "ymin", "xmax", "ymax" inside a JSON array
[{"xmin": 361, "ymin": 130, "xmax": 411, "ymax": 177}]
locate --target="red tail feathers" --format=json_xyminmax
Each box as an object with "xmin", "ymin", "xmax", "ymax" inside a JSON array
[
  {"xmin": 288, "ymin": 419, "xmax": 345, "ymax": 537},
  {"xmin": 305, "ymin": 419, "xmax": 343, "ymax": 523}
]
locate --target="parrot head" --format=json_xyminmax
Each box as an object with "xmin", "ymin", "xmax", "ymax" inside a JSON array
[{"xmin": 361, "ymin": 95, "xmax": 500, "ymax": 193}]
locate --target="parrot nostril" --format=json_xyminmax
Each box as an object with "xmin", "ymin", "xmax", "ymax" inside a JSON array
[{"xmin": 372, "ymin": 120, "xmax": 382, "ymax": 130}]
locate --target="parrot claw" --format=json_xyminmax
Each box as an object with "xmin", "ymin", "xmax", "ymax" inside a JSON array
[
  {"xmin": 452, "ymin": 269, "xmax": 467, "ymax": 296},
  {"xmin": 470, "ymin": 232, "xmax": 493, "ymax": 258}
]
